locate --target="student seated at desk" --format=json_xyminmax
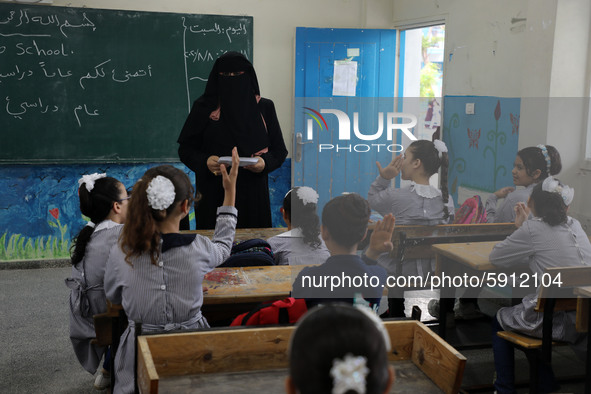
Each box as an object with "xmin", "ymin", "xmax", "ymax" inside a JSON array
[
  {"xmin": 287, "ymin": 304, "xmax": 395, "ymax": 394},
  {"xmin": 105, "ymin": 151, "xmax": 239, "ymax": 394},
  {"xmin": 65, "ymin": 173, "xmax": 128, "ymax": 390},
  {"xmin": 267, "ymin": 186, "xmax": 330, "ymax": 266},
  {"xmin": 291, "ymin": 193, "xmax": 393, "ymax": 309},
  {"xmin": 368, "ymin": 139, "xmax": 454, "ymax": 317},
  {"xmin": 489, "ymin": 177, "xmax": 590, "ymax": 394},
  {"xmin": 431, "ymin": 145, "xmax": 563, "ymax": 322}
]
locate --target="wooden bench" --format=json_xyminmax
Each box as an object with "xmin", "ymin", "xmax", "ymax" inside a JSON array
[
  {"xmin": 496, "ymin": 266, "xmax": 591, "ymax": 394},
  {"xmin": 137, "ymin": 319, "xmax": 466, "ymax": 394}
]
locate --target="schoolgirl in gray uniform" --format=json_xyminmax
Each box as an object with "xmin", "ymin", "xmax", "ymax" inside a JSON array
[
  {"xmin": 490, "ymin": 178, "xmax": 591, "ymax": 393},
  {"xmin": 367, "ymin": 139, "xmax": 453, "ymax": 317},
  {"xmin": 267, "ymin": 187, "xmax": 330, "ymax": 266},
  {"xmin": 65, "ymin": 174, "xmax": 129, "ymax": 389},
  {"xmin": 105, "ymin": 150, "xmax": 239, "ymax": 394},
  {"xmin": 485, "ymin": 145, "xmax": 561, "ymax": 223}
]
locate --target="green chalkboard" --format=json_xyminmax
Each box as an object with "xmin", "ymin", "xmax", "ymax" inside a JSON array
[{"xmin": 0, "ymin": 4, "xmax": 253, "ymax": 163}]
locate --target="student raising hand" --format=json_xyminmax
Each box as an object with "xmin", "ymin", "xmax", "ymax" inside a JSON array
[
  {"xmin": 366, "ymin": 214, "xmax": 395, "ymax": 260},
  {"xmin": 220, "ymin": 147, "xmax": 240, "ymax": 207},
  {"xmin": 376, "ymin": 155, "xmax": 403, "ymax": 180}
]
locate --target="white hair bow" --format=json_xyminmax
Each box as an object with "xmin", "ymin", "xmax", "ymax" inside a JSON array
[
  {"xmin": 433, "ymin": 139, "xmax": 448, "ymax": 158},
  {"xmin": 542, "ymin": 176, "xmax": 574, "ymax": 205},
  {"xmin": 296, "ymin": 186, "xmax": 319, "ymax": 205},
  {"xmin": 330, "ymin": 353, "xmax": 370, "ymax": 394},
  {"xmin": 146, "ymin": 176, "xmax": 176, "ymax": 210},
  {"xmin": 78, "ymin": 173, "xmax": 107, "ymax": 193}
]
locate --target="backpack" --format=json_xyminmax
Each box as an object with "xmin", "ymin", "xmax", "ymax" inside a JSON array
[
  {"xmin": 219, "ymin": 238, "xmax": 275, "ymax": 267},
  {"xmin": 453, "ymin": 195, "xmax": 487, "ymax": 224},
  {"xmin": 230, "ymin": 297, "xmax": 308, "ymax": 326}
]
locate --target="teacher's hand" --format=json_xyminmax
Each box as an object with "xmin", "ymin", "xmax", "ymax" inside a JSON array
[
  {"xmin": 207, "ymin": 155, "xmax": 221, "ymax": 176},
  {"xmin": 245, "ymin": 156, "xmax": 265, "ymax": 173}
]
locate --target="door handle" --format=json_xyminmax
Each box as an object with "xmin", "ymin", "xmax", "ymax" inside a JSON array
[{"xmin": 295, "ymin": 132, "xmax": 313, "ymax": 162}]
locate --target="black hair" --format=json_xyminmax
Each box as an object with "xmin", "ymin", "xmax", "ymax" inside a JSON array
[
  {"xmin": 121, "ymin": 165, "xmax": 195, "ymax": 266},
  {"xmin": 284, "ymin": 187, "xmax": 321, "ymax": 248},
  {"xmin": 530, "ymin": 181, "xmax": 568, "ymax": 226},
  {"xmin": 408, "ymin": 139, "xmax": 450, "ymax": 219},
  {"xmin": 517, "ymin": 145, "xmax": 561, "ymax": 180},
  {"xmin": 321, "ymin": 194, "xmax": 370, "ymax": 247},
  {"xmin": 289, "ymin": 304, "xmax": 390, "ymax": 394},
  {"xmin": 70, "ymin": 176, "xmax": 124, "ymax": 266}
]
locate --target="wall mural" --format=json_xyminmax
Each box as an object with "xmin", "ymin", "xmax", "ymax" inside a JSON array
[
  {"xmin": 0, "ymin": 160, "xmax": 290, "ymax": 262},
  {"xmin": 443, "ymin": 96, "xmax": 521, "ymax": 205}
]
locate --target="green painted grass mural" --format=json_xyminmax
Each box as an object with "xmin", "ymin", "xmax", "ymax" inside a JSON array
[
  {"xmin": 0, "ymin": 232, "xmax": 70, "ymax": 260},
  {"xmin": 0, "ymin": 160, "xmax": 290, "ymax": 262}
]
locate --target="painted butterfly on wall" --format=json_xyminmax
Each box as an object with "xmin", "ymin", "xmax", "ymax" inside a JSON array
[
  {"xmin": 467, "ymin": 128, "xmax": 481, "ymax": 149},
  {"xmin": 510, "ymin": 113, "xmax": 519, "ymax": 135}
]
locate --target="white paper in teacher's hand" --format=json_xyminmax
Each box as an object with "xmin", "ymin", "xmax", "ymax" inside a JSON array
[{"xmin": 218, "ymin": 156, "xmax": 259, "ymax": 167}]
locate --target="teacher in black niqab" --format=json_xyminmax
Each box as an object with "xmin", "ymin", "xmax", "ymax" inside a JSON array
[{"xmin": 178, "ymin": 52, "xmax": 287, "ymax": 229}]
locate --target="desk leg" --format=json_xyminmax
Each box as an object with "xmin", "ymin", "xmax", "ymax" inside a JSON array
[{"xmin": 436, "ymin": 254, "xmax": 454, "ymax": 340}]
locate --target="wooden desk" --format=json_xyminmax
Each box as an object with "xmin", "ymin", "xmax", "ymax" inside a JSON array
[
  {"xmin": 432, "ymin": 241, "xmax": 513, "ymax": 339},
  {"xmin": 202, "ymin": 265, "xmax": 305, "ymax": 323},
  {"xmin": 181, "ymin": 227, "xmax": 285, "ymax": 241},
  {"xmin": 203, "ymin": 266, "xmax": 304, "ymax": 305},
  {"xmin": 137, "ymin": 320, "xmax": 466, "ymax": 394},
  {"xmin": 433, "ymin": 241, "xmax": 497, "ymax": 272}
]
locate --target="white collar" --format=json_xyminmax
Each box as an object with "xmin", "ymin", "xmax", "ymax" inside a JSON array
[
  {"xmin": 409, "ymin": 182, "xmax": 442, "ymax": 199},
  {"xmin": 277, "ymin": 228, "xmax": 303, "ymax": 238},
  {"xmin": 94, "ymin": 219, "xmax": 121, "ymax": 232}
]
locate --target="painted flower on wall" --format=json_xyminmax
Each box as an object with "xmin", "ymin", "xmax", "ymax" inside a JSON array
[
  {"xmin": 48, "ymin": 207, "xmax": 68, "ymax": 252},
  {"xmin": 49, "ymin": 208, "xmax": 59, "ymax": 220},
  {"xmin": 494, "ymin": 100, "xmax": 501, "ymax": 121}
]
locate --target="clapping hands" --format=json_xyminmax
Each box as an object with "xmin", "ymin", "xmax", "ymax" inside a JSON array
[{"xmin": 366, "ymin": 214, "xmax": 395, "ymax": 260}]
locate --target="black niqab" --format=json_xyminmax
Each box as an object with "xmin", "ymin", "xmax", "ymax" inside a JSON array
[{"xmin": 186, "ymin": 52, "xmax": 269, "ymax": 156}]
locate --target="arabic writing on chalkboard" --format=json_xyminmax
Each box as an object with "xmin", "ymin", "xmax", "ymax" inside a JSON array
[{"xmin": 0, "ymin": 4, "xmax": 252, "ymax": 162}]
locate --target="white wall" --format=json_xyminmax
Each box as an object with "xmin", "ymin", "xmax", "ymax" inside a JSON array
[
  {"xmin": 48, "ymin": 0, "xmax": 394, "ymax": 155},
  {"xmin": 394, "ymin": 0, "xmax": 591, "ymax": 229}
]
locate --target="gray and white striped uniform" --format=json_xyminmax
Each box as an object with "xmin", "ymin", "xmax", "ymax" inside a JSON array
[
  {"xmin": 267, "ymin": 228, "xmax": 330, "ymax": 266},
  {"xmin": 65, "ymin": 220, "xmax": 122, "ymax": 374},
  {"xmin": 490, "ymin": 216, "xmax": 591, "ymax": 348},
  {"xmin": 368, "ymin": 176, "xmax": 454, "ymax": 278},
  {"xmin": 485, "ymin": 183, "xmax": 535, "ymax": 223},
  {"xmin": 105, "ymin": 206, "xmax": 237, "ymax": 394}
]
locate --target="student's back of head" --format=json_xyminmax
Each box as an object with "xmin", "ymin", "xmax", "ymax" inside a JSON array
[
  {"xmin": 322, "ymin": 193, "xmax": 370, "ymax": 248},
  {"xmin": 287, "ymin": 304, "xmax": 393, "ymax": 394}
]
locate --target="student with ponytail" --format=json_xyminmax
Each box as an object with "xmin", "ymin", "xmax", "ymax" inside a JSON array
[
  {"xmin": 490, "ymin": 177, "xmax": 590, "ymax": 393},
  {"xmin": 65, "ymin": 173, "xmax": 129, "ymax": 389},
  {"xmin": 267, "ymin": 186, "xmax": 330, "ymax": 266},
  {"xmin": 367, "ymin": 139, "xmax": 454, "ymax": 317},
  {"xmin": 105, "ymin": 149, "xmax": 239, "ymax": 394},
  {"xmin": 486, "ymin": 144, "xmax": 561, "ymax": 223},
  {"xmin": 444, "ymin": 145, "xmax": 564, "ymax": 321},
  {"xmin": 287, "ymin": 304, "xmax": 395, "ymax": 394}
]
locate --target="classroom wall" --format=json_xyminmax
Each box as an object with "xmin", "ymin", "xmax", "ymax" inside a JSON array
[
  {"xmin": 394, "ymin": 0, "xmax": 591, "ymax": 230},
  {"xmin": 2, "ymin": 0, "xmax": 590, "ymax": 262},
  {"xmin": 0, "ymin": 0, "xmax": 395, "ymax": 262}
]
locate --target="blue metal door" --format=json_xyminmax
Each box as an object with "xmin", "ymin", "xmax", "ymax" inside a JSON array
[{"xmin": 294, "ymin": 27, "xmax": 397, "ymax": 211}]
